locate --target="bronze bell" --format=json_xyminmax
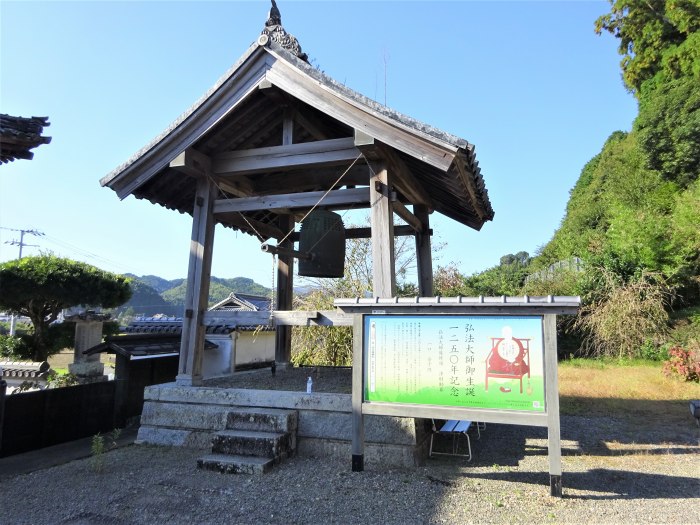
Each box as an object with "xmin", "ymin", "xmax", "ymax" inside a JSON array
[{"xmin": 298, "ymin": 210, "xmax": 346, "ymax": 278}]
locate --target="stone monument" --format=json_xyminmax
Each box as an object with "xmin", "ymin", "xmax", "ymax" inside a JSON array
[{"xmin": 66, "ymin": 310, "xmax": 110, "ymax": 383}]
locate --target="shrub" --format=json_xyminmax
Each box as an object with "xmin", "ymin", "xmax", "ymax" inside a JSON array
[
  {"xmin": 574, "ymin": 269, "xmax": 674, "ymax": 359},
  {"xmin": 663, "ymin": 342, "xmax": 700, "ymax": 382},
  {"xmin": 46, "ymin": 370, "xmax": 79, "ymax": 388},
  {"xmin": 639, "ymin": 339, "xmax": 671, "ymax": 361},
  {"xmin": 0, "ymin": 334, "xmax": 31, "ymax": 360},
  {"xmin": 668, "ymin": 306, "xmax": 700, "ymax": 346}
]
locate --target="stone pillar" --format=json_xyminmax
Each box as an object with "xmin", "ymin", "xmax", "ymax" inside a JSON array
[{"xmin": 68, "ymin": 319, "xmax": 107, "ymax": 383}]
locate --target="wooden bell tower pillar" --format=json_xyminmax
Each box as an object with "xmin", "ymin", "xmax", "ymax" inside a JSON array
[
  {"xmin": 370, "ymin": 163, "xmax": 396, "ymax": 297},
  {"xmin": 275, "ymin": 214, "xmax": 294, "ymax": 364},
  {"xmin": 175, "ymin": 152, "xmax": 216, "ymax": 386}
]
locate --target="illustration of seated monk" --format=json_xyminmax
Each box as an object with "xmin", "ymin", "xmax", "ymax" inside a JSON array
[{"xmin": 485, "ymin": 326, "xmax": 530, "ymax": 394}]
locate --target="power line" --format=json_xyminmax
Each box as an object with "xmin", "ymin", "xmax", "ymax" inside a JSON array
[{"xmin": 0, "ymin": 226, "xmax": 143, "ymax": 274}]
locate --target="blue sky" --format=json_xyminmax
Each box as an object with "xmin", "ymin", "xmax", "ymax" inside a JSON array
[{"xmin": 0, "ymin": 1, "xmax": 637, "ymax": 288}]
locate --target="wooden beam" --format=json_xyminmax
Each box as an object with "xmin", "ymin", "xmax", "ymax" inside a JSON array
[
  {"xmin": 392, "ymin": 200, "xmax": 423, "ymax": 233},
  {"xmin": 204, "ymin": 310, "xmax": 270, "ymax": 326},
  {"xmin": 354, "ymin": 129, "xmax": 376, "ymax": 148},
  {"xmin": 272, "ymin": 310, "xmax": 353, "ymax": 327},
  {"xmin": 370, "ymin": 164, "xmax": 396, "ymax": 297},
  {"xmin": 212, "ymin": 137, "xmax": 361, "ymax": 176},
  {"xmin": 414, "ymin": 204, "xmax": 433, "ymax": 296},
  {"xmin": 377, "ymin": 142, "xmax": 434, "ymax": 209},
  {"xmin": 169, "ymin": 148, "xmax": 211, "ymax": 178},
  {"xmin": 289, "ymin": 224, "xmax": 425, "ymax": 242},
  {"xmin": 213, "ymin": 187, "xmax": 369, "ymax": 214},
  {"xmin": 354, "ymin": 130, "xmax": 433, "ymax": 209}
]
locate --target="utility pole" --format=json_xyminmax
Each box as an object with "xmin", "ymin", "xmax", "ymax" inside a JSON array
[{"xmin": 2, "ymin": 228, "xmax": 44, "ymax": 335}]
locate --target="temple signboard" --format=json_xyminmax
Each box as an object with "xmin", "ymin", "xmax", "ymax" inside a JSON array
[
  {"xmin": 335, "ymin": 295, "xmax": 580, "ymax": 498},
  {"xmin": 364, "ymin": 315, "xmax": 545, "ymax": 412}
]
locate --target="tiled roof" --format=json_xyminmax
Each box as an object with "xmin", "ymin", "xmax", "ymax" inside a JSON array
[
  {"xmin": 0, "ymin": 360, "xmax": 50, "ymax": 379},
  {"xmin": 101, "ymin": 27, "xmax": 493, "ymax": 237},
  {"xmin": 85, "ymin": 334, "xmax": 217, "ymax": 360},
  {"xmin": 0, "ymin": 114, "xmax": 51, "ymax": 164}
]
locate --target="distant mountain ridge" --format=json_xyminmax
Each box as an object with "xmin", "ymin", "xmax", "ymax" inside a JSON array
[{"xmin": 120, "ymin": 274, "xmax": 271, "ymax": 317}]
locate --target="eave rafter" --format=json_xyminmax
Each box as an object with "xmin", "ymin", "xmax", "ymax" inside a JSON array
[{"xmin": 452, "ymin": 150, "xmax": 487, "ymax": 223}]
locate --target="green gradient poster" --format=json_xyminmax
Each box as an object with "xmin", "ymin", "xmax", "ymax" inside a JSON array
[{"xmin": 364, "ymin": 315, "xmax": 545, "ymax": 412}]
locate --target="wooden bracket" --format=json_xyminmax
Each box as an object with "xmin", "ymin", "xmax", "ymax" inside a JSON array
[{"xmin": 170, "ymin": 148, "xmax": 211, "ymax": 179}]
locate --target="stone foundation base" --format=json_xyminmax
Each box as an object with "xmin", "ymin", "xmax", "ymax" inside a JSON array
[{"xmin": 137, "ymin": 383, "xmax": 431, "ymax": 468}]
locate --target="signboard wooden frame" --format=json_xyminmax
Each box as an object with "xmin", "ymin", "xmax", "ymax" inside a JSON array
[{"xmin": 335, "ymin": 296, "xmax": 580, "ymax": 497}]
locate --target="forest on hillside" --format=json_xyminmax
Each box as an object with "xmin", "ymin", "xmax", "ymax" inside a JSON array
[{"xmin": 117, "ymin": 274, "xmax": 271, "ymax": 319}]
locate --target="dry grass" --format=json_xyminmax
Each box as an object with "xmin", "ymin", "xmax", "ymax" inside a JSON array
[
  {"xmin": 47, "ymin": 349, "xmax": 115, "ymax": 370},
  {"xmin": 574, "ymin": 270, "xmax": 673, "ymax": 359},
  {"xmin": 559, "ymin": 360, "xmax": 700, "ymax": 425}
]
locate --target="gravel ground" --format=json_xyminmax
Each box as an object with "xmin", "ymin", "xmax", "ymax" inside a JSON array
[{"xmin": 1, "ymin": 367, "xmax": 698, "ymax": 524}]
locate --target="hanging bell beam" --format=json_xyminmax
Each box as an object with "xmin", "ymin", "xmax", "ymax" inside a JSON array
[
  {"xmin": 261, "ymin": 243, "xmax": 313, "ymax": 261},
  {"xmin": 288, "ymin": 225, "xmax": 428, "ymax": 242}
]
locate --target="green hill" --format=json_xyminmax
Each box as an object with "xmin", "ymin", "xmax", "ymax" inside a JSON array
[
  {"xmin": 125, "ymin": 273, "xmax": 184, "ymax": 294},
  {"xmin": 121, "ymin": 275, "xmax": 271, "ymax": 317}
]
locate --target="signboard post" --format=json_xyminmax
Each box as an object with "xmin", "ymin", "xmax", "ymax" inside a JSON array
[{"xmin": 336, "ymin": 296, "xmax": 580, "ymax": 497}]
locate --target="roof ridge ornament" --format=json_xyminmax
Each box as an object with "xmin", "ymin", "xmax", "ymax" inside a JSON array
[{"xmin": 258, "ymin": 0, "xmax": 308, "ymax": 62}]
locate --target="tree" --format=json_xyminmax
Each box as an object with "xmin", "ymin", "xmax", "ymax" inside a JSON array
[
  {"xmin": 635, "ymin": 72, "xmax": 700, "ymax": 189},
  {"xmin": 461, "ymin": 252, "xmax": 533, "ymax": 296},
  {"xmin": 0, "ymin": 255, "xmax": 132, "ymax": 361},
  {"xmin": 595, "ymin": 0, "xmax": 700, "ymax": 94}
]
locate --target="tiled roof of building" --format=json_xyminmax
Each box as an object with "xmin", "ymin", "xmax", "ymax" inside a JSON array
[{"xmin": 0, "ymin": 114, "xmax": 51, "ymax": 164}]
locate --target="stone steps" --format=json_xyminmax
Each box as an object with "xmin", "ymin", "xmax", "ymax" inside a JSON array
[
  {"xmin": 211, "ymin": 429, "xmax": 291, "ymax": 459},
  {"xmin": 197, "ymin": 407, "xmax": 297, "ymax": 475},
  {"xmin": 226, "ymin": 407, "xmax": 297, "ymax": 434},
  {"xmin": 197, "ymin": 453, "xmax": 274, "ymax": 475}
]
